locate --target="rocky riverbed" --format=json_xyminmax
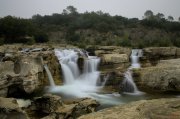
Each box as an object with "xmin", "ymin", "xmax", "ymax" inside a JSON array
[{"xmin": 0, "ymin": 44, "xmax": 180, "ymax": 119}]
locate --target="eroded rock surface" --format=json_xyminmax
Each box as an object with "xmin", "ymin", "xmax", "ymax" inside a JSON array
[
  {"xmin": 0, "ymin": 45, "xmax": 61, "ymax": 97},
  {"xmin": 79, "ymin": 98, "xmax": 180, "ymax": 119},
  {"xmin": 135, "ymin": 58, "xmax": 180, "ymax": 92},
  {"xmin": 30, "ymin": 94, "xmax": 100, "ymax": 119},
  {"xmin": 0, "ymin": 97, "xmax": 29, "ymax": 119}
]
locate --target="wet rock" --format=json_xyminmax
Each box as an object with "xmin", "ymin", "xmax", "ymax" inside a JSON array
[
  {"xmin": 31, "ymin": 94, "xmax": 100, "ymax": 119},
  {"xmin": 31, "ymin": 94, "xmax": 63, "ymax": 113},
  {"xmin": 79, "ymin": 98, "xmax": 180, "ymax": 119}
]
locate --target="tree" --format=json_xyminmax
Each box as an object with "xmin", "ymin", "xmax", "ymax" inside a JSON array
[
  {"xmin": 168, "ymin": 16, "xmax": 174, "ymax": 21},
  {"xmin": 66, "ymin": 6, "xmax": 78, "ymax": 14},
  {"xmin": 156, "ymin": 13, "xmax": 164, "ymax": 19},
  {"xmin": 144, "ymin": 10, "xmax": 153, "ymax": 19}
]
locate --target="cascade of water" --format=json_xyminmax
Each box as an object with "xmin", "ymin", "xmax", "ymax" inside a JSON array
[
  {"xmin": 102, "ymin": 74, "xmax": 110, "ymax": 87},
  {"xmin": 122, "ymin": 70, "xmax": 138, "ymax": 93},
  {"xmin": 121, "ymin": 49, "xmax": 142, "ymax": 93},
  {"xmin": 54, "ymin": 49, "xmax": 100, "ymax": 89},
  {"xmin": 44, "ymin": 64, "xmax": 55, "ymax": 87},
  {"xmin": 130, "ymin": 49, "xmax": 143, "ymax": 69}
]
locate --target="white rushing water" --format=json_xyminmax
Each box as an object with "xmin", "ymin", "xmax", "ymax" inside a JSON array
[
  {"xmin": 130, "ymin": 49, "xmax": 143, "ymax": 69},
  {"xmin": 44, "ymin": 64, "xmax": 55, "ymax": 87},
  {"xmin": 122, "ymin": 49, "xmax": 143, "ymax": 94},
  {"xmin": 51, "ymin": 49, "xmax": 101, "ymax": 97},
  {"xmin": 46, "ymin": 49, "xmax": 147, "ymax": 106}
]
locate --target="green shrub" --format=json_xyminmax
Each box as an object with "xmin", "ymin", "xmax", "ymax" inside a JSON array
[
  {"xmin": 26, "ymin": 38, "xmax": 35, "ymax": 45},
  {"xmin": 0, "ymin": 37, "xmax": 4, "ymax": 45}
]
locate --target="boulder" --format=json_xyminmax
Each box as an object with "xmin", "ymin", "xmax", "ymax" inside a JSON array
[
  {"xmin": 79, "ymin": 98, "xmax": 180, "ymax": 119},
  {"xmin": 135, "ymin": 58, "xmax": 180, "ymax": 92},
  {"xmin": 0, "ymin": 53, "xmax": 44, "ymax": 97},
  {"xmin": 0, "ymin": 97, "xmax": 29, "ymax": 119},
  {"xmin": 143, "ymin": 47, "xmax": 177, "ymax": 57},
  {"xmin": 31, "ymin": 94, "xmax": 63, "ymax": 113},
  {"xmin": 32, "ymin": 94, "xmax": 100, "ymax": 119},
  {"xmin": 101, "ymin": 54, "xmax": 128, "ymax": 64},
  {"xmin": 94, "ymin": 46, "xmax": 131, "ymax": 56}
]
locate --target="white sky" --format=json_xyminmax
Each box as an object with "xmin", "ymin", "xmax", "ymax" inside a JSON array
[{"xmin": 0, "ymin": 0, "xmax": 180, "ymax": 20}]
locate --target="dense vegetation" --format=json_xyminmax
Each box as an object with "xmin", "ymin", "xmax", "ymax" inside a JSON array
[{"xmin": 0, "ymin": 6, "xmax": 180, "ymax": 47}]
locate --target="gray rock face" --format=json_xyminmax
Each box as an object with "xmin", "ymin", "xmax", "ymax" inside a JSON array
[
  {"xmin": 135, "ymin": 58, "xmax": 180, "ymax": 92},
  {"xmin": 79, "ymin": 98, "xmax": 180, "ymax": 119}
]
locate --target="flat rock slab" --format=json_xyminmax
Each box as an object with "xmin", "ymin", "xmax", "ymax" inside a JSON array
[{"xmin": 79, "ymin": 98, "xmax": 180, "ymax": 119}]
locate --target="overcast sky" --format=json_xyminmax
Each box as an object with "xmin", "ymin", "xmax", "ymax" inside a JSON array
[{"xmin": 0, "ymin": 0, "xmax": 180, "ymax": 20}]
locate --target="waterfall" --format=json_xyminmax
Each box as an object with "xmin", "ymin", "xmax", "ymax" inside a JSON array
[
  {"xmin": 102, "ymin": 74, "xmax": 109, "ymax": 87},
  {"xmin": 130, "ymin": 49, "xmax": 143, "ymax": 69},
  {"xmin": 121, "ymin": 49, "xmax": 142, "ymax": 93},
  {"xmin": 44, "ymin": 64, "xmax": 55, "ymax": 87},
  {"xmin": 121, "ymin": 70, "xmax": 138, "ymax": 93},
  {"xmin": 54, "ymin": 49, "xmax": 101, "ymax": 97}
]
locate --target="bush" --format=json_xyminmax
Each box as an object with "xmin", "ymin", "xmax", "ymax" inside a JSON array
[
  {"xmin": 34, "ymin": 31, "xmax": 49, "ymax": 43},
  {"xmin": 0, "ymin": 37, "xmax": 4, "ymax": 45},
  {"xmin": 26, "ymin": 38, "xmax": 35, "ymax": 45},
  {"xmin": 172, "ymin": 37, "xmax": 180, "ymax": 47}
]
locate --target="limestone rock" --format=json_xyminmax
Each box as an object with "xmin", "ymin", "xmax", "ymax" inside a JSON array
[
  {"xmin": 32, "ymin": 95, "xmax": 100, "ymax": 119},
  {"xmin": 143, "ymin": 47, "xmax": 177, "ymax": 57},
  {"xmin": 102, "ymin": 54, "xmax": 128, "ymax": 64},
  {"xmin": 79, "ymin": 98, "xmax": 180, "ymax": 119},
  {"xmin": 0, "ymin": 53, "xmax": 44, "ymax": 96},
  {"xmin": 135, "ymin": 58, "xmax": 180, "ymax": 92},
  {"xmin": 0, "ymin": 97, "xmax": 29, "ymax": 119},
  {"xmin": 176, "ymin": 48, "xmax": 180, "ymax": 57},
  {"xmin": 32, "ymin": 94, "xmax": 63, "ymax": 113}
]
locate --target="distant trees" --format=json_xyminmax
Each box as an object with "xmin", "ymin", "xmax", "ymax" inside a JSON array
[
  {"xmin": 0, "ymin": 16, "xmax": 49, "ymax": 44},
  {"xmin": 0, "ymin": 6, "xmax": 180, "ymax": 47}
]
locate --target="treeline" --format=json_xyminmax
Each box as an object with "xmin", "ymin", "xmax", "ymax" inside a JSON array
[
  {"xmin": 0, "ymin": 16, "xmax": 48, "ymax": 45},
  {"xmin": 0, "ymin": 6, "xmax": 180, "ymax": 47}
]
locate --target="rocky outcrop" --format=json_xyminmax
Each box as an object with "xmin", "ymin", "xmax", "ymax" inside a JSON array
[
  {"xmin": 134, "ymin": 58, "xmax": 180, "ymax": 92},
  {"xmin": 86, "ymin": 46, "xmax": 131, "ymax": 75},
  {"xmin": 79, "ymin": 98, "xmax": 180, "ymax": 119},
  {"xmin": 0, "ymin": 54, "xmax": 43, "ymax": 97},
  {"xmin": 142, "ymin": 47, "xmax": 180, "ymax": 66},
  {"xmin": 30, "ymin": 94, "xmax": 100, "ymax": 119},
  {"xmin": 31, "ymin": 94, "xmax": 63, "ymax": 113},
  {"xmin": 0, "ymin": 45, "xmax": 62, "ymax": 97},
  {"xmin": 0, "ymin": 97, "xmax": 29, "ymax": 119},
  {"xmin": 101, "ymin": 54, "xmax": 128, "ymax": 64}
]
